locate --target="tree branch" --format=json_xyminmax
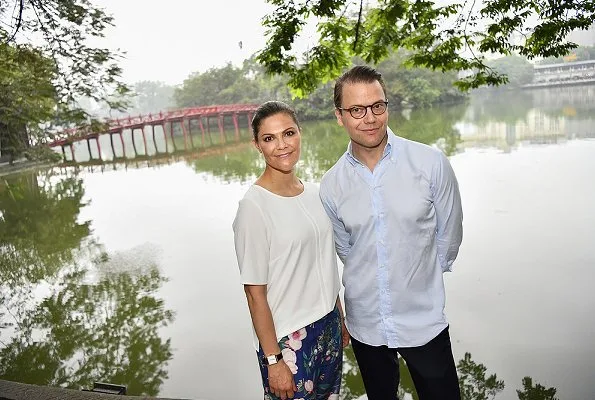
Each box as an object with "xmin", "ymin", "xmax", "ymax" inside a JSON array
[
  {"xmin": 6, "ymin": 0, "xmax": 24, "ymax": 42},
  {"xmin": 353, "ymin": 0, "xmax": 363, "ymax": 51}
]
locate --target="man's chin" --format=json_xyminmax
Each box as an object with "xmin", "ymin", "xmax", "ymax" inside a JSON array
[{"xmin": 356, "ymin": 133, "xmax": 387, "ymax": 149}]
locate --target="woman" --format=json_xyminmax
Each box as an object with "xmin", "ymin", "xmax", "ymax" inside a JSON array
[{"xmin": 233, "ymin": 101, "xmax": 348, "ymax": 400}]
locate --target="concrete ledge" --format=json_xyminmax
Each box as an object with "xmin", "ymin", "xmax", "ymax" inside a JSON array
[
  {"xmin": 0, "ymin": 160, "xmax": 56, "ymax": 177},
  {"xmin": 0, "ymin": 380, "xmax": 192, "ymax": 400}
]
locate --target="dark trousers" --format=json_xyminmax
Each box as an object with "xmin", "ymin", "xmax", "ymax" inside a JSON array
[{"xmin": 350, "ymin": 326, "xmax": 461, "ymax": 400}]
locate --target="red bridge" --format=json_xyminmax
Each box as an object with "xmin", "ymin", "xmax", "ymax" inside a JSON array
[{"xmin": 49, "ymin": 103, "xmax": 259, "ymax": 162}]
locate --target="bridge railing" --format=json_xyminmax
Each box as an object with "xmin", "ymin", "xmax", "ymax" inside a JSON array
[
  {"xmin": 110, "ymin": 104, "xmax": 259, "ymax": 127},
  {"xmin": 48, "ymin": 103, "xmax": 260, "ymax": 147}
]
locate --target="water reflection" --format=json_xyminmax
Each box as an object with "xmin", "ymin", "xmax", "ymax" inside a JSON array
[
  {"xmin": 0, "ymin": 172, "xmax": 174, "ymax": 396},
  {"xmin": 2, "ymin": 85, "xmax": 594, "ymax": 399},
  {"xmin": 188, "ymin": 104, "xmax": 466, "ymax": 183},
  {"xmin": 341, "ymin": 349, "xmax": 560, "ymax": 400},
  {"xmin": 54, "ymin": 101, "xmax": 467, "ymax": 185},
  {"xmin": 458, "ymin": 86, "xmax": 595, "ymax": 151},
  {"xmin": 392, "ymin": 103, "xmax": 466, "ymax": 157},
  {"xmin": 50, "ymin": 86, "xmax": 593, "ymax": 185},
  {"xmin": 0, "ymin": 169, "xmax": 90, "ymax": 285},
  {"xmin": 340, "ymin": 344, "xmax": 418, "ymax": 400},
  {"xmin": 189, "ymin": 141, "xmax": 260, "ymax": 183},
  {"xmin": 516, "ymin": 377, "xmax": 560, "ymax": 400}
]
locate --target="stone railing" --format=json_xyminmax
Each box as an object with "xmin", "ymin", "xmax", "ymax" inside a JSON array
[{"xmin": 0, "ymin": 379, "xmax": 196, "ymax": 400}]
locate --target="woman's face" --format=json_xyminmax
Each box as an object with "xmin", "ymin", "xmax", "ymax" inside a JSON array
[{"xmin": 253, "ymin": 112, "xmax": 301, "ymax": 174}]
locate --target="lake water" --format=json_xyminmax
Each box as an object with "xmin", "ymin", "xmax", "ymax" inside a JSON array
[{"xmin": 1, "ymin": 86, "xmax": 594, "ymax": 400}]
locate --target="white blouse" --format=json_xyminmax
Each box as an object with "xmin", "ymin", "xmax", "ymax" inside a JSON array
[{"xmin": 233, "ymin": 182, "xmax": 340, "ymax": 350}]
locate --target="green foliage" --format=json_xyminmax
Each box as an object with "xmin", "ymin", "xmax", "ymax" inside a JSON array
[
  {"xmin": 0, "ymin": 171, "xmax": 174, "ymax": 394},
  {"xmin": 341, "ymin": 349, "xmax": 562, "ymax": 400},
  {"xmin": 517, "ymin": 377, "xmax": 559, "ymax": 400},
  {"xmin": 0, "ymin": 255, "xmax": 174, "ymax": 395},
  {"xmin": 187, "ymin": 104, "xmax": 465, "ymax": 183},
  {"xmin": 130, "ymin": 81, "xmax": 176, "ymax": 115},
  {"xmin": 0, "ymin": 170, "xmax": 91, "ymax": 285},
  {"xmin": 538, "ymin": 45, "xmax": 595, "ymax": 64},
  {"xmin": 174, "ymin": 62, "xmax": 260, "ymax": 107},
  {"xmin": 392, "ymin": 104, "xmax": 465, "ymax": 156},
  {"xmin": 376, "ymin": 51, "xmax": 467, "ymax": 108},
  {"xmin": 0, "ymin": 41, "xmax": 57, "ymax": 159},
  {"xmin": 457, "ymin": 352, "xmax": 505, "ymax": 400},
  {"xmin": 340, "ymin": 344, "xmax": 418, "ymax": 400},
  {"xmin": 174, "ymin": 52, "xmax": 466, "ymax": 115},
  {"xmin": 486, "ymin": 55, "xmax": 535, "ymax": 88},
  {"xmin": 257, "ymin": 0, "xmax": 595, "ymax": 95},
  {"xmin": 0, "ymin": 0, "xmax": 130, "ymax": 159}
]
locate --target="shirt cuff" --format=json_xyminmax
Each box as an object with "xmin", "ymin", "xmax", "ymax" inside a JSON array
[{"xmin": 439, "ymin": 254, "xmax": 454, "ymax": 272}]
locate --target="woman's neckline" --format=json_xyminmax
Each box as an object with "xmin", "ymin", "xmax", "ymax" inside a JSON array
[{"xmin": 252, "ymin": 181, "xmax": 306, "ymax": 199}]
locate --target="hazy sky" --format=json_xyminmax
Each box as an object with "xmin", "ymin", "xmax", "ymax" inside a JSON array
[
  {"xmin": 91, "ymin": 1, "xmax": 594, "ymax": 87},
  {"xmin": 94, "ymin": 0, "xmax": 278, "ymax": 86}
]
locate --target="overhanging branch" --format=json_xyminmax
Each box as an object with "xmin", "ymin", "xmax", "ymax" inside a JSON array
[
  {"xmin": 6, "ymin": 0, "xmax": 25, "ymax": 43},
  {"xmin": 353, "ymin": 0, "xmax": 363, "ymax": 51}
]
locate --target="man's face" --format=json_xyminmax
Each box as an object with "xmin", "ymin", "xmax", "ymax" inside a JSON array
[{"xmin": 335, "ymin": 80, "xmax": 388, "ymax": 153}]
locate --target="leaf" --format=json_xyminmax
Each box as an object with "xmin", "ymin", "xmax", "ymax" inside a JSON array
[{"xmin": 258, "ymin": 0, "xmax": 595, "ymax": 95}]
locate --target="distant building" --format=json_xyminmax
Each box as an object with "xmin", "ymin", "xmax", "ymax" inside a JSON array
[
  {"xmin": 524, "ymin": 59, "xmax": 595, "ymax": 88},
  {"xmin": 455, "ymin": 109, "xmax": 567, "ymax": 152}
]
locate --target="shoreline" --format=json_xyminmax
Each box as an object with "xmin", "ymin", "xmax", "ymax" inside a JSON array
[
  {"xmin": 0, "ymin": 159, "xmax": 57, "ymax": 178},
  {"xmin": 0, "ymin": 379, "xmax": 196, "ymax": 400}
]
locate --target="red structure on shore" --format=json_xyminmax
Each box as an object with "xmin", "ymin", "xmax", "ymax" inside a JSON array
[{"xmin": 49, "ymin": 104, "xmax": 259, "ymax": 161}]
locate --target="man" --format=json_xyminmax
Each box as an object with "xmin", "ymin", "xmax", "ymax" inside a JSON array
[{"xmin": 320, "ymin": 65, "xmax": 463, "ymax": 400}]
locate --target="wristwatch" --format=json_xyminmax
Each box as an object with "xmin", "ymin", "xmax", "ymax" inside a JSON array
[{"xmin": 263, "ymin": 352, "xmax": 283, "ymax": 366}]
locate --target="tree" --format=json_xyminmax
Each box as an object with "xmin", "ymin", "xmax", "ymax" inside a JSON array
[
  {"xmin": 174, "ymin": 63, "xmax": 260, "ymax": 107},
  {"xmin": 0, "ymin": 253, "xmax": 174, "ymax": 395},
  {"xmin": 0, "ymin": 170, "xmax": 91, "ymax": 286},
  {"xmin": 340, "ymin": 344, "xmax": 417, "ymax": 399},
  {"xmin": 257, "ymin": 1, "xmax": 595, "ymax": 96},
  {"xmin": 375, "ymin": 51, "xmax": 467, "ymax": 108},
  {"xmin": 0, "ymin": 0, "xmax": 129, "ymax": 159},
  {"xmin": 538, "ymin": 45, "xmax": 595, "ymax": 64},
  {"xmin": 173, "ymin": 51, "xmax": 463, "ymax": 116},
  {"xmin": 516, "ymin": 377, "xmax": 559, "ymax": 400},
  {"xmin": 130, "ymin": 81, "xmax": 176, "ymax": 115},
  {"xmin": 486, "ymin": 55, "xmax": 535, "ymax": 88},
  {"xmin": 0, "ymin": 42, "xmax": 57, "ymax": 161},
  {"xmin": 0, "ymin": 170, "xmax": 174, "ymax": 394},
  {"xmin": 457, "ymin": 352, "xmax": 505, "ymax": 400}
]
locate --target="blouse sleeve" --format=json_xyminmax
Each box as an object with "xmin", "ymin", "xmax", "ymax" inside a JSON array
[{"xmin": 232, "ymin": 197, "xmax": 270, "ymax": 284}]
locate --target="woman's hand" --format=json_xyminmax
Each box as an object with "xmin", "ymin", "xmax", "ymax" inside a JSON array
[
  {"xmin": 336, "ymin": 297, "xmax": 350, "ymax": 348},
  {"xmin": 267, "ymin": 361, "xmax": 297, "ymax": 399},
  {"xmin": 341, "ymin": 318, "xmax": 350, "ymax": 348}
]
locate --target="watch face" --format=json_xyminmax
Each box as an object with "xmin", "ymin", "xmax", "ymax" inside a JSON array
[{"xmin": 266, "ymin": 355, "xmax": 278, "ymax": 365}]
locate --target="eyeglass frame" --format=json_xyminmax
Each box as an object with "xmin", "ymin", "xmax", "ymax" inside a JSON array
[{"xmin": 337, "ymin": 100, "xmax": 389, "ymax": 119}]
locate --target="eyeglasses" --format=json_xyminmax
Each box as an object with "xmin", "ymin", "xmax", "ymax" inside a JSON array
[{"xmin": 337, "ymin": 101, "xmax": 388, "ymax": 119}]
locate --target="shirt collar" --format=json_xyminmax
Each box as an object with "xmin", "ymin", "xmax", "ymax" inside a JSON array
[{"xmin": 345, "ymin": 127, "xmax": 398, "ymax": 166}]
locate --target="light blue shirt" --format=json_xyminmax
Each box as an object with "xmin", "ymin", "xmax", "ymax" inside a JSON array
[{"xmin": 319, "ymin": 128, "xmax": 463, "ymax": 348}]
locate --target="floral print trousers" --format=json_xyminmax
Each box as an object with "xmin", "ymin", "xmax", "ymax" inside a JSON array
[{"xmin": 257, "ymin": 305, "xmax": 343, "ymax": 400}]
